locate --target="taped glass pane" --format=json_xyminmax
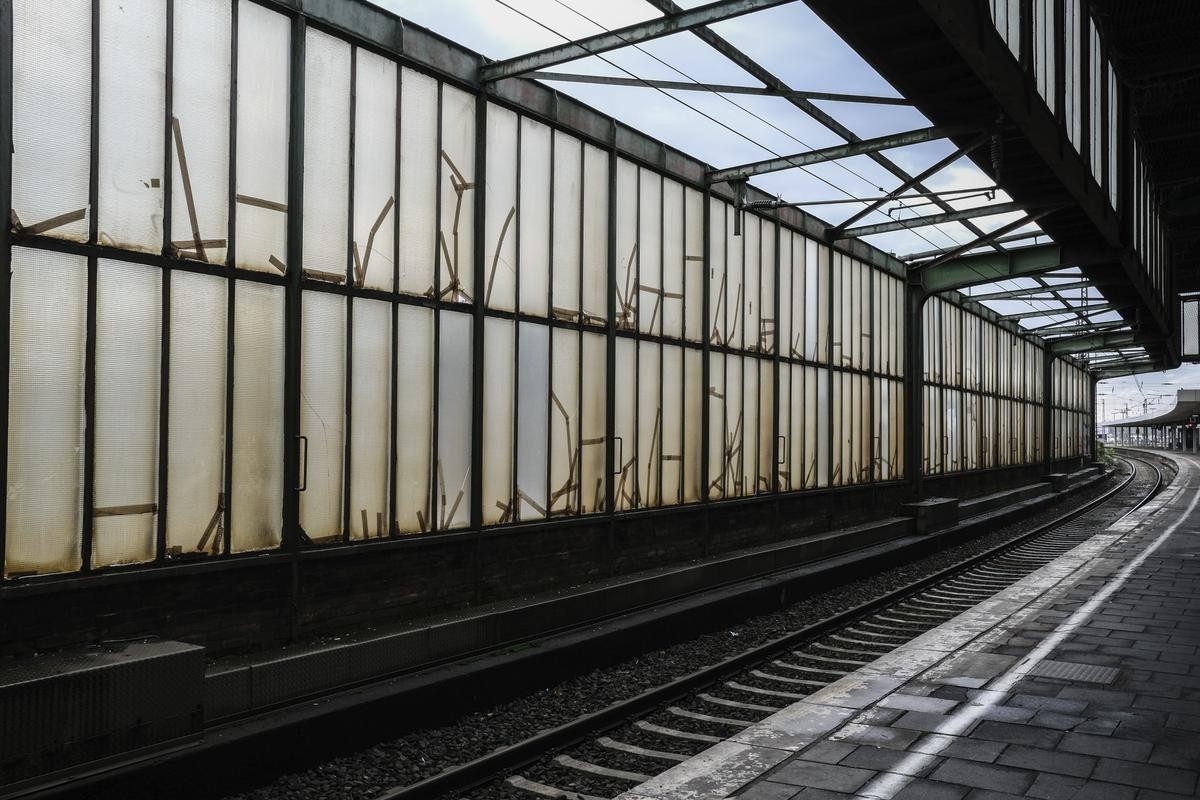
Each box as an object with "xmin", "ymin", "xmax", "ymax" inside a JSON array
[
  {"xmin": 660, "ymin": 345, "xmax": 682, "ymax": 507},
  {"xmin": 552, "ymin": 131, "xmax": 582, "ymax": 319},
  {"xmin": 580, "ymin": 332, "xmax": 607, "ymax": 513},
  {"xmin": 707, "ymin": 353, "xmax": 726, "ymax": 499},
  {"xmin": 167, "ymin": 271, "xmax": 227, "ymax": 558},
  {"xmin": 831, "ymin": 371, "xmax": 842, "ymax": 486},
  {"xmin": 517, "ymin": 323, "xmax": 549, "ymax": 519},
  {"xmin": 831, "ymin": 253, "xmax": 843, "ymax": 368},
  {"xmin": 7, "ymin": 249, "xmax": 86, "ymax": 577},
  {"xmin": 519, "ymin": 118, "xmax": 552, "ymax": 318},
  {"xmin": 231, "ymin": 281, "xmax": 284, "ymax": 551},
  {"xmin": 637, "ymin": 342, "xmax": 660, "ymax": 507},
  {"xmin": 299, "ymin": 292, "xmax": 345, "ymax": 543},
  {"xmin": 805, "ymin": 239, "xmax": 820, "ymax": 361},
  {"xmin": 12, "ymin": 0, "xmax": 91, "ymax": 243},
  {"xmin": 638, "ymin": 170, "xmax": 662, "ymax": 336},
  {"xmin": 437, "ymin": 311, "xmax": 472, "ymax": 529},
  {"xmin": 93, "ymin": 260, "xmax": 161, "ymax": 567},
  {"xmin": 354, "ymin": 49, "xmax": 397, "ymax": 292},
  {"xmin": 803, "ymin": 366, "xmax": 817, "ymax": 489},
  {"xmin": 581, "ymin": 145, "xmax": 609, "ymax": 325},
  {"xmin": 777, "ymin": 364, "xmax": 791, "ymax": 491},
  {"xmin": 683, "ymin": 347, "xmax": 702, "ymax": 503},
  {"xmin": 302, "ymin": 29, "xmax": 351, "ymax": 280},
  {"xmin": 171, "ymin": 0, "xmax": 231, "ymax": 264},
  {"xmin": 235, "ymin": 0, "xmax": 290, "ymax": 273},
  {"xmin": 550, "ymin": 329, "xmax": 580, "ymax": 515},
  {"xmin": 399, "ymin": 68, "xmax": 438, "ymax": 297},
  {"xmin": 726, "ymin": 354, "xmax": 744, "ymax": 496},
  {"xmin": 760, "ymin": 220, "xmax": 776, "ymax": 356},
  {"xmin": 484, "ymin": 104, "xmax": 518, "ymax": 312},
  {"xmin": 726, "ymin": 213, "xmax": 745, "ymax": 350},
  {"xmin": 482, "ymin": 319, "xmax": 513, "ymax": 525},
  {"xmin": 758, "ymin": 359, "xmax": 773, "ymax": 493},
  {"xmin": 683, "ymin": 188, "xmax": 704, "ymax": 343},
  {"xmin": 615, "ymin": 159, "xmax": 639, "ymax": 332},
  {"xmin": 709, "ymin": 199, "xmax": 727, "ymax": 347},
  {"xmin": 350, "ymin": 299, "xmax": 391, "ymax": 540},
  {"xmin": 662, "ymin": 179, "xmax": 684, "ymax": 340},
  {"xmin": 816, "ymin": 368, "xmax": 829, "ymax": 487},
  {"xmin": 439, "ymin": 86, "xmax": 475, "ymax": 303},
  {"xmin": 396, "ymin": 305, "xmax": 433, "ymax": 532},
  {"xmin": 742, "ymin": 216, "xmax": 760, "ymax": 354},
  {"xmin": 98, "ymin": 0, "xmax": 166, "ymax": 252},
  {"xmin": 791, "ymin": 233, "xmax": 806, "ymax": 361},
  {"xmin": 614, "ymin": 337, "xmax": 636, "ymax": 510}
]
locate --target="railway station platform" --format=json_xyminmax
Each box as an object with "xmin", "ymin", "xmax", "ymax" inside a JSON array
[{"xmin": 618, "ymin": 449, "xmax": 1200, "ymax": 800}]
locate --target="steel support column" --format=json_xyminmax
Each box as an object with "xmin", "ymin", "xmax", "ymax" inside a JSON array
[
  {"xmin": 1042, "ymin": 346, "xmax": 1053, "ymax": 469},
  {"xmin": 0, "ymin": 0, "xmax": 11, "ymax": 570},
  {"xmin": 904, "ymin": 280, "xmax": 924, "ymax": 498}
]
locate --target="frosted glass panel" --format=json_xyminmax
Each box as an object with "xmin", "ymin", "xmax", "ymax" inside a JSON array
[
  {"xmin": 302, "ymin": 29, "xmax": 350, "ymax": 280},
  {"xmin": 437, "ymin": 312, "xmax": 472, "ymax": 529},
  {"xmin": 519, "ymin": 118, "xmax": 551, "ymax": 317},
  {"xmin": 484, "ymin": 104, "xmax": 518, "ymax": 312},
  {"xmin": 725, "ymin": 355, "xmax": 743, "ymax": 495},
  {"xmin": 439, "ymin": 87, "xmax": 475, "ymax": 302},
  {"xmin": 93, "ymin": 260, "xmax": 161, "ymax": 568},
  {"xmin": 552, "ymin": 132, "xmax": 582, "ymax": 318},
  {"xmin": 759, "ymin": 360, "xmax": 773, "ymax": 493},
  {"xmin": 167, "ymin": 271, "xmax": 227, "ymax": 557},
  {"xmin": 581, "ymin": 145, "xmax": 609, "ymax": 324},
  {"xmin": 661, "ymin": 345, "xmax": 682, "ymax": 506},
  {"xmin": 683, "ymin": 188, "xmax": 704, "ymax": 342},
  {"xmin": 517, "ymin": 323, "xmax": 549, "ymax": 518},
  {"xmin": 235, "ymin": 0, "xmax": 289, "ymax": 273},
  {"xmin": 7, "ymin": 249, "xmax": 86, "ymax": 577},
  {"xmin": 231, "ymin": 281, "xmax": 284, "ymax": 552},
  {"xmin": 300, "ymin": 292, "xmax": 346, "ymax": 542},
  {"xmin": 171, "ymin": 0, "xmax": 231, "ymax": 264},
  {"xmin": 742, "ymin": 218, "xmax": 760, "ymax": 353},
  {"xmin": 707, "ymin": 353, "xmax": 725, "ymax": 499},
  {"xmin": 355, "ymin": 49, "xmax": 398, "ymax": 291},
  {"xmin": 638, "ymin": 171, "xmax": 661, "ymax": 336},
  {"xmin": 683, "ymin": 348, "xmax": 702, "ymax": 502},
  {"xmin": 399, "ymin": 69, "xmax": 438, "ymax": 297},
  {"xmin": 662, "ymin": 179, "xmax": 684, "ymax": 340},
  {"xmin": 637, "ymin": 342, "xmax": 660, "ymax": 507},
  {"xmin": 98, "ymin": 0, "xmax": 166, "ymax": 252},
  {"xmin": 12, "ymin": 0, "xmax": 92, "ymax": 242},
  {"xmin": 396, "ymin": 306, "xmax": 433, "ymax": 532},
  {"xmin": 550, "ymin": 330, "xmax": 579, "ymax": 515},
  {"xmin": 483, "ymin": 319, "xmax": 514, "ymax": 525},
  {"xmin": 351, "ymin": 299, "xmax": 391, "ymax": 539},
  {"xmin": 615, "ymin": 160, "xmax": 638, "ymax": 332},
  {"xmin": 614, "ymin": 337, "xmax": 636, "ymax": 509},
  {"xmin": 580, "ymin": 332, "xmax": 607, "ymax": 513}
]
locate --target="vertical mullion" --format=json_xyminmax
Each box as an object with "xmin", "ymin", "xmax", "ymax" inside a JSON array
[
  {"xmin": 656, "ymin": 173, "xmax": 663, "ymax": 508},
  {"xmin": 511, "ymin": 117, "xmax": 521, "ymax": 520},
  {"xmin": 631, "ymin": 168, "xmax": 640, "ymax": 508},
  {"xmin": 603, "ymin": 133, "xmax": 616, "ymax": 518},
  {"xmin": 388, "ymin": 60, "xmax": 400, "ymax": 536},
  {"xmin": 81, "ymin": 0, "xmax": 101, "ymax": 571},
  {"xmin": 545, "ymin": 130, "xmax": 554, "ymax": 517},
  {"xmin": 677, "ymin": 188, "xmax": 685, "ymax": 505},
  {"xmin": 430, "ymin": 81, "xmax": 442, "ymax": 530},
  {"xmin": 469, "ymin": 87, "xmax": 485, "ymax": 532},
  {"xmin": 699, "ymin": 191, "xmax": 709, "ymax": 504},
  {"xmin": 222, "ymin": 0, "xmax": 238, "ymax": 555},
  {"xmin": 283, "ymin": 12, "xmax": 305, "ymax": 552},
  {"xmin": 575, "ymin": 139, "xmax": 584, "ymax": 516},
  {"xmin": 0, "ymin": 0, "xmax": 12, "ymax": 569},
  {"xmin": 771, "ymin": 219, "xmax": 780, "ymax": 494},
  {"xmin": 343, "ymin": 46, "xmax": 356, "ymax": 542},
  {"xmin": 157, "ymin": 0, "xmax": 175, "ymax": 562}
]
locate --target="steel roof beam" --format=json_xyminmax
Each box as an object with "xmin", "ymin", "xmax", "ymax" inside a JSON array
[
  {"xmin": 529, "ymin": 71, "xmax": 912, "ymax": 105},
  {"xmin": 1050, "ymin": 330, "xmax": 1139, "ymax": 355},
  {"xmin": 968, "ymin": 278, "xmax": 1094, "ymax": 301},
  {"xmin": 919, "ymin": 244, "xmax": 1071, "ymax": 294},
  {"xmin": 839, "ymin": 200, "xmax": 1038, "ymax": 239},
  {"xmin": 913, "ymin": 208, "xmax": 1056, "ymax": 270},
  {"xmin": 479, "ymin": 0, "xmax": 798, "ymax": 82},
  {"xmin": 708, "ymin": 125, "xmax": 967, "ymax": 184},
  {"xmin": 1001, "ymin": 303, "xmax": 1113, "ymax": 321},
  {"xmin": 898, "ymin": 231, "xmax": 1049, "ymax": 261}
]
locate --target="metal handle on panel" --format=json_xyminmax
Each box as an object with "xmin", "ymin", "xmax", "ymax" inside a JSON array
[
  {"xmin": 296, "ymin": 435, "xmax": 308, "ymax": 492},
  {"xmin": 613, "ymin": 436, "xmax": 623, "ymax": 475},
  {"xmin": 777, "ymin": 435, "xmax": 786, "ymax": 464}
]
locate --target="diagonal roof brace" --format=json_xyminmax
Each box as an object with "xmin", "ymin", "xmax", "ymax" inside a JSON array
[
  {"xmin": 917, "ymin": 243, "xmax": 1117, "ymax": 294},
  {"xmin": 968, "ymin": 278, "xmax": 1094, "ymax": 301},
  {"xmin": 706, "ymin": 125, "xmax": 972, "ymax": 183},
  {"xmin": 839, "ymin": 200, "xmax": 1051, "ymax": 239},
  {"xmin": 479, "ymin": 0, "xmax": 799, "ymax": 82},
  {"xmin": 1001, "ymin": 303, "xmax": 1114, "ymax": 321},
  {"xmin": 1050, "ymin": 330, "xmax": 1141, "ymax": 355}
]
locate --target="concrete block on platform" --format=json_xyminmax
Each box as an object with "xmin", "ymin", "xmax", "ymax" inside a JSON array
[{"xmin": 903, "ymin": 498, "xmax": 959, "ymax": 534}]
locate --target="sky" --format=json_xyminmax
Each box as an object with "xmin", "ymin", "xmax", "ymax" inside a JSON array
[{"xmin": 373, "ymin": 0, "xmax": 1194, "ymax": 424}]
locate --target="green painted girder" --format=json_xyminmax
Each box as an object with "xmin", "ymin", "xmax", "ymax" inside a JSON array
[
  {"xmin": 1049, "ymin": 330, "xmax": 1138, "ymax": 355},
  {"xmin": 918, "ymin": 243, "xmax": 1070, "ymax": 294}
]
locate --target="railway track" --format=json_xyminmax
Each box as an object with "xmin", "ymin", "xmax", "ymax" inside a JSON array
[{"xmin": 368, "ymin": 455, "xmax": 1162, "ymax": 800}]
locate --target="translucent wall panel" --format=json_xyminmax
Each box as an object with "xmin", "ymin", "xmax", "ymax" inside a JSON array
[
  {"xmin": 743, "ymin": 218, "xmax": 761, "ymax": 355},
  {"xmin": 580, "ymin": 332, "xmax": 607, "ymax": 513},
  {"xmin": 758, "ymin": 360, "xmax": 773, "ymax": 493},
  {"xmin": 439, "ymin": 87, "xmax": 475, "ymax": 302},
  {"xmin": 831, "ymin": 371, "xmax": 843, "ymax": 485},
  {"xmin": 683, "ymin": 188, "xmax": 704, "ymax": 343},
  {"xmin": 760, "ymin": 221, "xmax": 775, "ymax": 357},
  {"xmin": 614, "ymin": 338, "xmax": 636, "ymax": 509},
  {"xmin": 661, "ymin": 345, "xmax": 682, "ymax": 506},
  {"xmin": 484, "ymin": 104, "xmax": 518, "ymax": 312},
  {"xmin": 1107, "ymin": 64, "xmax": 1118, "ymax": 211},
  {"xmin": 726, "ymin": 215, "xmax": 745, "ymax": 350},
  {"xmin": 354, "ymin": 50, "xmax": 397, "ymax": 292},
  {"xmin": 637, "ymin": 342, "xmax": 660, "ymax": 507},
  {"xmin": 93, "ymin": 260, "xmax": 161, "ymax": 567},
  {"xmin": 12, "ymin": 0, "xmax": 92, "ymax": 242},
  {"xmin": 171, "ymin": 0, "xmax": 232, "ymax": 264},
  {"xmin": 779, "ymin": 364, "xmax": 794, "ymax": 490},
  {"xmin": 709, "ymin": 199, "xmax": 727, "ymax": 347},
  {"xmin": 517, "ymin": 323, "xmax": 549, "ymax": 519},
  {"xmin": 98, "ymin": 0, "xmax": 166, "ymax": 252},
  {"xmin": 300, "ymin": 292, "xmax": 345, "ymax": 542},
  {"xmin": 167, "ymin": 271, "xmax": 227, "ymax": 557},
  {"xmin": 231, "ymin": 281, "xmax": 284, "ymax": 552},
  {"xmin": 805, "ymin": 239, "xmax": 821, "ymax": 362},
  {"xmin": 437, "ymin": 312, "xmax": 472, "ymax": 528},
  {"xmin": 615, "ymin": 160, "xmax": 638, "ymax": 332},
  {"xmin": 581, "ymin": 145, "xmax": 609, "ymax": 324},
  {"xmin": 803, "ymin": 366, "xmax": 817, "ymax": 488},
  {"xmin": 552, "ymin": 132, "xmax": 583, "ymax": 319},
  {"xmin": 302, "ymin": 29, "xmax": 351, "ymax": 280},
  {"xmin": 482, "ymin": 319, "xmax": 513, "ymax": 525},
  {"xmin": 707, "ymin": 354, "xmax": 726, "ymax": 499},
  {"xmin": 726, "ymin": 355, "xmax": 744, "ymax": 495},
  {"xmin": 742, "ymin": 356, "xmax": 759, "ymax": 493},
  {"xmin": 399, "ymin": 69, "xmax": 438, "ymax": 297},
  {"xmin": 816, "ymin": 368, "xmax": 829, "ymax": 487},
  {"xmin": 519, "ymin": 119, "xmax": 551, "ymax": 317},
  {"xmin": 6, "ymin": 249, "xmax": 86, "ymax": 577},
  {"xmin": 396, "ymin": 305, "xmax": 433, "ymax": 531},
  {"xmin": 350, "ymin": 299, "xmax": 391, "ymax": 539},
  {"xmin": 550, "ymin": 330, "xmax": 580, "ymax": 515},
  {"xmin": 235, "ymin": 1, "xmax": 290, "ymax": 273},
  {"xmin": 683, "ymin": 348, "xmax": 702, "ymax": 502},
  {"xmin": 638, "ymin": 171, "xmax": 662, "ymax": 336}
]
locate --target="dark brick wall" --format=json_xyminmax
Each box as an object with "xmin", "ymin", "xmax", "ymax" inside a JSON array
[{"xmin": 0, "ymin": 460, "xmax": 1073, "ymax": 659}]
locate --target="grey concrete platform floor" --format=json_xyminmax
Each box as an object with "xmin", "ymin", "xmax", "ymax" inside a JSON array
[{"xmin": 617, "ymin": 450, "xmax": 1200, "ymax": 800}]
